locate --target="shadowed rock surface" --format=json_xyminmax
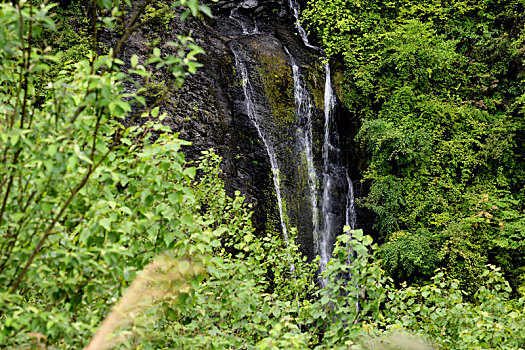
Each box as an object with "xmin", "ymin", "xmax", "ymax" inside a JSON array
[{"xmin": 115, "ymin": 0, "xmax": 376, "ymax": 260}]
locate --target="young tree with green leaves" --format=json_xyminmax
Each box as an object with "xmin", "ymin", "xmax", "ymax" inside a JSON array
[{"xmin": 0, "ymin": 0, "xmax": 212, "ymax": 346}]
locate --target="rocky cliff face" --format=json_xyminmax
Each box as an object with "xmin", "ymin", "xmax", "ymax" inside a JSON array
[{"xmin": 117, "ymin": 0, "xmax": 375, "ymax": 260}]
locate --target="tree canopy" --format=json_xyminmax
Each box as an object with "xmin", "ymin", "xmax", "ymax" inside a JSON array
[{"xmin": 304, "ymin": 0, "xmax": 525, "ymax": 292}]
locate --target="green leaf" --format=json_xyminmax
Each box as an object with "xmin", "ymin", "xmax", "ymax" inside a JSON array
[
  {"xmin": 164, "ymin": 231, "xmax": 174, "ymax": 246},
  {"xmin": 100, "ymin": 218, "xmax": 112, "ymax": 231},
  {"xmin": 151, "ymin": 106, "xmax": 160, "ymax": 118},
  {"xmin": 131, "ymin": 54, "xmax": 138, "ymax": 68},
  {"xmin": 199, "ymin": 5, "xmax": 212, "ymax": 18},
  {"xmin": 180, "ymin": 9, "xmax": 190, "ymax": 22},
  {"xmin": 352, "ymin": 229, "xmax": 364, "ymax": 240},
  {"xmin": 362, "ymin": 235, "xmax": 373, "ymax": 246},
  {"xmin": 183, "ymin": 167, "xmax": 196, "ymax": 179},
  {"xmin": 181, "ymin": 214, "xmax": 193, "ymax": 225},
  {"xmin": 178, "ymin": 260, "xmax": 190, "ymax": 274}
]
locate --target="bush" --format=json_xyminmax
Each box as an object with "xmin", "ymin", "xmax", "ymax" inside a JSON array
[{"xmin": 0, "ymin": 0, "xmax": 210, "ymax": 347}]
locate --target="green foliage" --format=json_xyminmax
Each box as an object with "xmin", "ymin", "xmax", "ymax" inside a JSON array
[
  {"xmin": 305, "ymin": 0, "xmax": 525, "ymax": 291},
  {"xmin": 380, "ymin": 230, "xmax": 438, "ymax": 283},
  {"xmin": 40, "ymin": 3, "xmax": 91, "ymax": 89},
  {"xmin": 302, "ymin": 231, "xmax": 525, "ymax": 349},
  {"xmin": 360, "ymin": 21, "xmax": 464, "ymax": 100},
  {"xmin": 302, "ymin": 0, "xmax": 394, "ymax": 59},
  {"xmin": 256, "ymin": 320, "xmax": 310, "ymax": 349},
  {"xmin": 0, "ymin": 0, "xmax": 211, "ymax": 347},
  {"xmin": 307, "ymin": 229, "xmax": 388, "ymax": 348},
  {"xmin": 380, "ymin": 266, "xmax": 525, "ymax": 349},
  {"xmin": 84, "ymin": 255, "xmax": 206, "ymax": 350},
  {"xmin": 141, "ymin": 1, "xmax": 176, "ymax": 31}
]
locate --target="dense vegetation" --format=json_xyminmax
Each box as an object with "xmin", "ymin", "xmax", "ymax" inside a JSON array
[
  {"xmin": 0, "ymin": 0, "xmax": 524, "ymax": 349},
  {"xmin": 304, "ymin": 0, "xmax": 525, "ymax": 294}
]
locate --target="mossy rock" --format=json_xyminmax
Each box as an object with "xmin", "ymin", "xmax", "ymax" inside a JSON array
[
  {"xmin": 303, "ymin": 62, "xmax": 325, "ymax": 111},
  {"xmin": 333, "ymin": 70, "xmax": 345, "ymax": 102},
  {"xmin": 257, "ymin": 53, "xmax": 295, "ymax": 126}
]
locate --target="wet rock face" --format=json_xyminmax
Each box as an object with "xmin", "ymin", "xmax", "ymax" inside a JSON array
[
  {"xmin": 241, "ymin": 0, "xmax": 259, "ymax": 9},
  {"xmin": 116, "ymin": 0, "xmax": 375, "ymax": 259},
  {"xmin": 214, "ymin": 2, "xmax": 324, "ymax": 258},
  {"xmin": 180, "ymin": 0, "xmax": 324, "ymax": 257}
]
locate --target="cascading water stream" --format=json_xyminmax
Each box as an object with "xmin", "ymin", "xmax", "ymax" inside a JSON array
[
  {"xmin": 345, "ymin": 174, "xmax": 357, "ymax": 230},
  {"xmin": 346, "ymin": 173, "xmax": 360, "ymax": 313},
  {"xmin": 229, "ymin": 4, "xmax": 258, "ymax": 35},
  {"xmin": 231, "ymin": 45, "xmax": 288, "ymax": 242},
  {"xmin": 319, "ymin": 61, "xmax": 340, "ymax": 273},
  {"xmin": 284, "ymin": 46, "xmax": 321, "ymax": 259},
  {"xmin": 227, "ymin": 1, "xmax": 356, "ymax": 279},
  {"xmin": 288, "ymin": 0, "xmax": 319, "ymax": 51},
  {"xmin": 288, "ymin": 0, "xmax": 355, "ymax": 277}
]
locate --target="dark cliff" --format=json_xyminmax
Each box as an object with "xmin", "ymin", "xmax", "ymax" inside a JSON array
[{"xmin": 116, "ymin": 0, "xmax": 376, "ymax": 260}]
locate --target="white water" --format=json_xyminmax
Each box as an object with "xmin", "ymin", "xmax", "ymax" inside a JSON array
[
  {"xmin": 319, "ymin": 62, "xmax": 340, "ymax": 273},
  {"xmin": 346, "ymin": 173, "xmax": 356, "ymax": 230},
  {"xmin": 345, "ymin": 173, "xmax": 359, "ymax": 313},
  {"xmin": 288, "ymin": 0, "xmax": 355, "ymax": 276},
  {"xmin": 231, "ymin": 46, "xmax": 288, "ymax": 242},
  {"xmin": 288, "ymin": 0, "xmax": 319, "ymax": 50},
  {"xmin": 229, "ymin": 4, "xmax": 259, "ymax": 35},
  {"xmin": 284, "ymin": 46, "xmax": 321, "ymax": 258}
]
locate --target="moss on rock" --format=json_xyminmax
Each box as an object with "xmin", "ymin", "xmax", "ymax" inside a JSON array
[
  {"xmin": 303, "ymin": 62, "xmax": 325, "ymax": 111},
  {"xmin": 333, "ymin": 70, "xmax": 345, "ymax": 102},
  {"xmin": 257, "ymin": 54, "xmax": 295, "ymax": 125}
]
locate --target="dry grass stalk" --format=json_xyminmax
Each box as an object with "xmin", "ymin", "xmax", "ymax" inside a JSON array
[{"xmin": 84, "ymin": 255, "xmax": 204, "ymax": 350}]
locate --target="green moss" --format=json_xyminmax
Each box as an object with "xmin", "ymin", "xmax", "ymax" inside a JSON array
[
  {"xmin": 303, "ymin": 62, "xmax": 325, "ymax": 111},
  {"xmin": 143, "ymin": 79, "xmax": 169, "ymax": 104},
  {"xmin": 257, "ymin": 54, "xmax": 295, "ymax": 125},
  {"xmin": 142, "ymin": 2, "xmax": 175, "ymax": 31},
  {"xmin": 333, "ymin": 70, "xmax": 345, "ymax": 102}
]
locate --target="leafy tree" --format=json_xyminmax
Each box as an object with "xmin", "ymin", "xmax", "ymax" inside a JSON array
[{"xmin": 0, "ymin": 0, "xmax": 212, "ymax": 347}]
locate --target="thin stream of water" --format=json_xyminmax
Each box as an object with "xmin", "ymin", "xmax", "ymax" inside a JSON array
[
  {"xmin": 289, "ymin": 0, "xmax": 356, "ymax": 277},
  {"xmin": 346, "ymin": 174, "xmax": 357, "ymax": 230},
  {"xmin": 231, "ymin": 46, "xmax": 288, "ymax": 242},
  {"xmin": 229, "ymin": 4, "xmax": 258, "ymax": 35},
  {"xmin": 288, "ymin": 0, "xmax": 319, "ymax": 50},
  {"xmin": 284, "ymin": 45, "xmax": 321, "ymax": 259}
]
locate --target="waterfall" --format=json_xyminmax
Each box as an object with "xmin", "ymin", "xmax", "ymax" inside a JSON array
[
  {"xmin": 284, "ymin": 46, "xmax": 321, "ymax": 260},
  {"xmin": 226, "ymin": 0, "xmax": 357, "ymax": 277},
  {"xmin": 231, "ymin": 45, "xmax": 289, "ymax": 242},
  {"xmin": 346, "ymin": 174, "xmax": 357, "ymax": 230},
  {"xmin": 288, "ymin": 0, "xmax": 355, "ymax": 276},
  {"xmin": 229, "ymin": 3, "xmax": 258, "ymax": 35},
  {"xmin": 319, "ymin": 62, "xmax": 341, "ymax": 273}
]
